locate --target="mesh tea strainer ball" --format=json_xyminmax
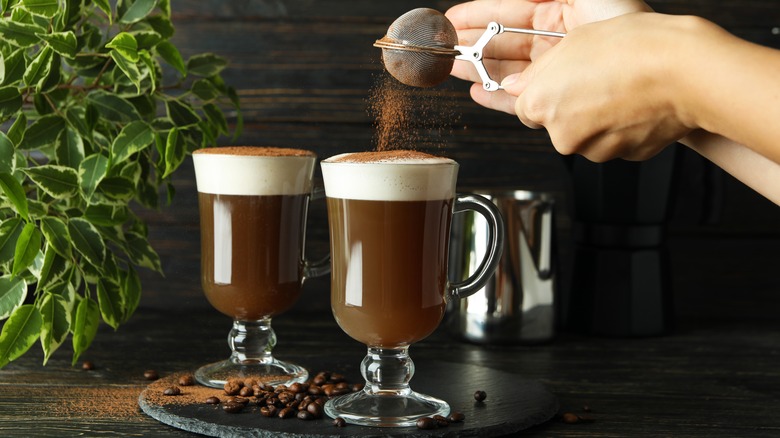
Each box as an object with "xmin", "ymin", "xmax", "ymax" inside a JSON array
[
  {"xmin": 375, "ymin": 8, "xmax": 459, "ymax": 88},
  {"xmin": 374, "ymin": 8, "xmax": 565, "ymax": 90}
]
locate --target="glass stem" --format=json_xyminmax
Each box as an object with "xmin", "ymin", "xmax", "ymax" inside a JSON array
[
  {"xmin": 361, "ymin": 346, "xmax": 414, "ymax": 396},
  {"xmin": 228, "ymin": 318, "xmax": 276, "ymax": 365}
]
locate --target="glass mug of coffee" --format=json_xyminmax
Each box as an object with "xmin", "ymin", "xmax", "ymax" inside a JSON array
[
  {"xmin": 320, "ymin": 150, "xmax": 504, "ymax": 427},
  {"xmin": 192, "ymin": 147, "xmax": 329, "ymax": 388}
]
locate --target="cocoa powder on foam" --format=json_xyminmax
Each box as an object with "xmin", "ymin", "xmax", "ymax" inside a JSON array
[
  {"xmin": 193, "ymin": 146, "xmax": 314, "ymax": 157},
  {"xmin": 330, "ymin": 150, "xmax": 440, "ymax": 163}
]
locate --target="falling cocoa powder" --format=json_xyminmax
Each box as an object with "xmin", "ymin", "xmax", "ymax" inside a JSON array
[{"xmin": 368, "ymin": 72, "xmax": 459, "ymax": 152}]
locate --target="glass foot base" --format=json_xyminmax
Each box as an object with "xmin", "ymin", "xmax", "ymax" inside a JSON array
[
  {"xmin": 324, "ymin": 389, "xmax": 450, "ymax": 427},
  {"xmin": 194, "ymin": 358, "xmax": 308, "ymax": 389}
]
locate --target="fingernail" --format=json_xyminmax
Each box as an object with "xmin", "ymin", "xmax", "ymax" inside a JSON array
[{"xmin": 501, "ymin": 74, "xmax": 520, "ymax": 88}]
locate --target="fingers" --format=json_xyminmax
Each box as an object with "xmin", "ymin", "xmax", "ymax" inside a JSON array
[
  {"xmin": 450, "ymin": 58, "xmax": 531, "ymax": 86},
  {"xmin": 469, "ymin": 83, "xmax": 519, "ymax": 115},
  {"xmin": 446, "ymin": 0, "xmax": 538, "ymax": 30}
]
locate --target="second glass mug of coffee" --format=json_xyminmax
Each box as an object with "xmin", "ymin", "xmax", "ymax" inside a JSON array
[
  {"xmin": 320, "ymin": 152, "xmax": 505, "ymax": 427},
  {"xmin": 192, "ymin": 147, "xmax": 330, "ymax": 388}
]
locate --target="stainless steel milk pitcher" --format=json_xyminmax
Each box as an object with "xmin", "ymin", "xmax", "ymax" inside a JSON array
[{"xmin": 447, "ymin": 190, "xmax": 556, "ymax": 344}]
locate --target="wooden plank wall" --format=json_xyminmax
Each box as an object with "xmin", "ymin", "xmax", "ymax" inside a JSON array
[{"xmin": 136, "ymin": 1, "xmax": 780, "ymax": 322}]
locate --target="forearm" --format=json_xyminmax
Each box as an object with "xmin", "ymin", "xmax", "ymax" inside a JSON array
[
  {"xmin": 674, "ymin": 17, "xmax": 780, "ymax": 165},
  {"xmin": 681, "ymin": 130, "xmax": 780, "ymax": 206}
]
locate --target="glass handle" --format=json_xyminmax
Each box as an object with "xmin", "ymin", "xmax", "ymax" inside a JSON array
[
  {"xmin": 449, "ymin": 193, "xmax": 504, "ymax": 300},
  {"xmin": 303, "ymin": 185, "xmax": 331, "ymax": 281}
]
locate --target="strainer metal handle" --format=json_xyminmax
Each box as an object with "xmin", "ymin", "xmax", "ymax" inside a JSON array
[{"xmin": 455, "ymin": 22, "xmax": 565, "ymax": 92}]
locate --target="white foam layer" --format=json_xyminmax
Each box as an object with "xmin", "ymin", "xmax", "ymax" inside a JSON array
[
  {"xmin": 321, "ymin": 154, "xmax": 458, "ymax": 201},
  {"xmin": 193, "ymin": 153, "xmax": 315, "ymax": 195}
]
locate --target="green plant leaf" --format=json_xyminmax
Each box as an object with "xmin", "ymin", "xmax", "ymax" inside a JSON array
[
  {"xmin": 19, "ymin": 114, "xmax": 65, "ymax": 151},
  {"xmin": 68, "ymin": 217, "xmax": 106, "ymax": 268},
  {"xmin": 37, "ymin": 245, "xmax": 69, "ymax": 290},
  {"xmin": 37, "ymin": 31, "xmax": 78, "ymax": 58},
  {"xmin": 0, "ymin": 86, "xmax": 22, "ymax": 120},
  {"xmin": 79, "ymin": 153, "xmax": 108, "ymax": 201},
  {"xmin": 110, "ymin": 50, "xmax": 142, "ymax": 93},
  {"xmin": 0, "ymin": 132, "xmax": 14, "ymax": 174},
  {"xmin": 131, "ymin": 30, "xmax": 162, "ymax": 50},
  {"xmin": 203, "ymin": 103, "xmax": 228, "ymax": 135},
  {"xmin": 0, "ymin": 276, "xmax": 26, "ymax": 321},
  {"xmin": 23, "ymin": 165, "xmax": 79, "ymax": 199},
  {"xmin": 0, "ymin": 218, "xmax": 25, "ymax": 265},
  {"xmin": 105, "ymin": 32, "xmax": 139, "ymax": 62},
  {"xmin": 7, "ymin": 113, "xmax": 26, "ymax": 146},
  {"xmin": 71, "ymin": 296, "xmax": 99, "ymax": 366},
  {"xmin": 12, "ymin": 222, "xmax": 42, "ymax": 277},
  {"xmin": 162, "ymin": 126, "xmax": 185, "ymax": 178},
  {"xmin": 0, "ymin": 20, "xmax": 46, "ymax": 47},
  {"xmin": 186, "ymin": 53, "xmax": 227, "ymax": 77},
  {"xmin": 22, "ymin": 45, "xmax": 53, "ymax": 91},
  {"xmin": 96, "ymin": 278, "xmax": 122, "ymax": 330},
  {"xmin": 84, "ymin": 204, "xmax": 128, "ymax": 226},
  {"xmin": 166, "ymin": 99, "xmax": 200, "ymax": 127},
  {"xmin": 0, "ymin": 304, "xmax": 41, "ymax": 368},
  {"xmin": 98, "ymin": 176, "xmax": 135, "ymax": 201},
  {"xmin": 55, "ymin": 127, "xmax": 84, "ymax": 169},
  {"xmin": 191, "ymin": 79, "xmax": 219, "ymax": 102},
  {"xmin": 0, "ymin": 172, "xmax": 29, "ymax": 221},
  {"xmin": 145, "ymin": 15, "xmax": 173, "ymax": 39},
  {"xmin": 111, "ymin": 120, "xmax": 154, "ymax": 164},
  {"xmin": 125, "ymin": 231, "xmax": 162, "ymax": 273},
  {"xmin": 39, "ymin": 291, "xmax": 71, "ymax": 365},
  {"xmin": 121, "ymin": 267, "xmax": 141, "ymax": 323},
  {"xmin": 22, "ymin": 0, "xmax": 59, "ymax": 17},
  {"xmin": 40, "ymin": 216, "xmax": 71, "ymax": 258},
  {"xmin": 156, "ymin": 40, "xmax": 186, "ymax": 76},
  {"xmin": 119, "ymin": 0, "xmax": 156, "ymax": 24},
  {"xmin": 1, "ymin": 49, "xmax": 26, "ymax": 87},
  {"xmin": 87, "ymin": 90, "xmax": 139, "ymax": 123},
  {"xmin": 92, "ymin": 0, "xmax": 112, "ymax": 24}
]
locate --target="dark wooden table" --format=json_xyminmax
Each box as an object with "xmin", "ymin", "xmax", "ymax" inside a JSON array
[{"xmin": 2, "ymin": 296, "xmax": 780, "ymax": 437}]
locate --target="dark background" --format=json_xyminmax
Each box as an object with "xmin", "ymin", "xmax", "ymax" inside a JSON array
[{"xmin": 136, "ymin": 0, "xmax": 780, "ymax": 326}]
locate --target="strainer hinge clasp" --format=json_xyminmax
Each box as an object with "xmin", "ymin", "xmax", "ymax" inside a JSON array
[{"xmin": 454, "ymin": 22, "xmax": 566, "ymax": 92}]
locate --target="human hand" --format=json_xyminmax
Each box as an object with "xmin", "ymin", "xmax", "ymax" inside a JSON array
[
  {"xmin": 503, "ymin": 13, "xmax": 697, "ymax": 162},
  {"xmin": 445, "ymin": 0, "xmax": 651, "ymax": 113}
]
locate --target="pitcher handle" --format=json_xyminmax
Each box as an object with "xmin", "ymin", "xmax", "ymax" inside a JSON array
[
  {"xmin": 449, "ymin": 193, "xmax": 504, "ymax": 300},
  {"xmin": 303, "ymin": 186, "xmax": 331, "ymax": 280}
]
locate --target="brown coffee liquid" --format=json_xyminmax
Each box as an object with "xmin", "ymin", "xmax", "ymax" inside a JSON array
[
  {"xmin": 199, "ymin": 193, "xmax": 308, "ymax": 320},
  {"xmin": 327, "ymin": 197, "xmax": 453, "ymax": 347}
]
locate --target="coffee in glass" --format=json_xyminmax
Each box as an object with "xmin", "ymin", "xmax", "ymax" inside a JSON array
[
  {"xmin": 321, "ymin": 150, "xmax": 504, "ymax": 427},
  {"xmin": 192, "ymin": 146, "xmax": 329, "ymax": 388}
]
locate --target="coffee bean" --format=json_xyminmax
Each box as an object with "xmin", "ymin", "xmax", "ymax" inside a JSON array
[
  {"xmin": 227, "ymin": 396, "xmax": 249, "ymax": 406},
  {"xmin": 562, "ymin": 412, "xmax": 580, "ymax": 424},
  {"xmin": 239, "ymin": 386, "xmax": 253, "ymax": 397},
  {"xmin": 307, "ymin": 386, "xmax": 324, "ymax": 396},
  {"xmin": 312, "ymin": 375, "xmax": 327, "ymax": 386},
  {"xmin": 433, "ymin": 414, "xmax": 449, "ymax": 427},
  {"xmin": 297, "ymin": 410, "xmax": 314, "ymax": 421},
  {"xmin": 275, "ymin": 384, "xmax": 288, "ymax": 393},
  {"xmin": 81, "ymin": 360, "xmax": 94, "ymax": 371},
  {"xmin": 448, "ymin": 411, "xmax": 465, "ymax": 423},
  {"xmin": 222, "ymin": 402, "xmax": 244, "ymax": 413},
  {"xmin": 178, "ymin": 374, "xmax": 195, "ymax": 386},
  {"xmin": 163, "ymin": 386, "xmax": 181, "ymax": 396},
  {"xmin": 474, "ymin": 390, "xmax": 487, "ymax": 402},
  {"xmin": 260, "ymin": 406, "xmax": 277, "ymax": 417},
  {"xmin": 224, "ymin": 380, "xmax": 242, "ymax": 396},
  {"xmin": 330, "ymin": 373, "xmax": 345, "ymax": 383},
  {"xmin": 205, "ymin": 396, "xmax": 221, "ymax": 405},
  {"xmin": 278, "ymin": 407, "xmax": 295, "ymax": 419},
  {"xmin": 243, "ymin": 378, "xmax": 258, "ymax": 388},
  {"xmin": 306, "ymin": 402, "xmax": 323, "ymax": 418},
  {"xmin": 351, "ymin": 382, "xmax": 364, "ymax": 392},
  {"xmin": 333, "ymin": 417, "xmax": 347, "ymax": 427},
  {"xmin": 259, "ymin": 383, "xmax": 274, "ymax": 392},
  {"xmin": 143, "ymin": 370, "xmax": 159, "ymax": 381},
  {"xmin": 288, "ymin": 382, "xmax": 305, "ymax": 393},
  {"xmin": 416, "ymin": 417, "xmax": 438, "ymax": 430}
]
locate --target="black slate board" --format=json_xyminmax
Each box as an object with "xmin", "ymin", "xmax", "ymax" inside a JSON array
[{"xmin": 139, "ymin": 360, "xmax": 557, "ymax": 437}]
